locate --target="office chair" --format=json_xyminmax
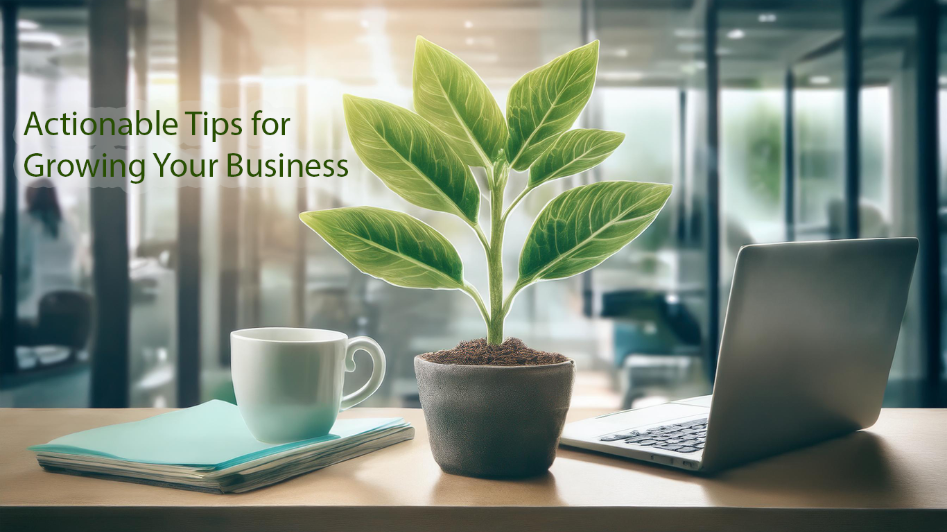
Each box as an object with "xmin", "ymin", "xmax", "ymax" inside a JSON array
[{"xmin": 15, "ymin": 290, "xmax": 93, "ymax": 370}]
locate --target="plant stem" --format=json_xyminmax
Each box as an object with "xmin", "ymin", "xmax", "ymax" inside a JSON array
[
  {"xmin": 486, "ymin": 159, "xmax": 510, "ymax": 345},
  {"xmin": 472, "ymin": 224, "xmax": 490, "ymax": 256},
  {"xmin": 501, "ymin": 186, "xmax": 532, "ymax": 224},
  {"xmin": 461, "ymin": 281, "xmax": 489, "ymax": 325},
  {"xmin": 501, "ymin": 278, "xmax": 528, "ymax": 319}
]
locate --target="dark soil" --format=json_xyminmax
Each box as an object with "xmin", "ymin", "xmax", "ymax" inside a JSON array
[{"xmin": 420, "ymin": 338, "xmax": 570, "ymax": 366}]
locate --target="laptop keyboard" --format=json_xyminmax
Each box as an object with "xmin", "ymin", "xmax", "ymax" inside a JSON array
[{"xmin": 598, "ymin": 418, "xmax": 707, "ymax": 454}]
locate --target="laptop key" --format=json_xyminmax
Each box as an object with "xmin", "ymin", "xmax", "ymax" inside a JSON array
[
  {"xmin": 616, "ymin": 418, "xmax": 709, "ymax": 449},
  {"xmin": 601, "ymin": 430, "xmax": 645, "ymax": 441}
]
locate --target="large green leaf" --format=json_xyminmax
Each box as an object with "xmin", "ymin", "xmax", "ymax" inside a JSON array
[
  {"xmin": 528, "ymin": 129, "xmax": 624, "ymax": 188},
  {"xmin": 413, "ymin": 37, "xmax": 507, "ymax": 167},
  {"xmin": 518, "ymin": 181, "xmax": 672, "ymax": 283},
  {"xmin": 506, "ymin": 40, "xmax": 599, "ymax": 171},
  {"xmin": 300, "ymin": 207, "xmax": 464, "ymax": 290},
  {"xmin": 342, "ymin": 95, "xmax": 480, "ymax": 224}
]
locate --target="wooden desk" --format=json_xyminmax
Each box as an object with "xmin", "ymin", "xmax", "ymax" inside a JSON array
[{"xmin": 2, "ymin": 408, "xmax": 946, "ymax": 531}]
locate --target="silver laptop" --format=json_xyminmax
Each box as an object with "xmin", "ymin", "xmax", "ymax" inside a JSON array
[{"xmin": 561, "ymin": 238, "xmax": 918, "ymax": 473}]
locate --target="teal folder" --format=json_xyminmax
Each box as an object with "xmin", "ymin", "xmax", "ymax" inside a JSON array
[{"xmin": 29, "ymin": 400, "xmax": 415, "ymax": 493}]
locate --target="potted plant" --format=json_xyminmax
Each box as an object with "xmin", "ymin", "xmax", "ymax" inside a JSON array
[{"xmin": 300, "ymin": 37, "xmax": 671, "ymax": 478}]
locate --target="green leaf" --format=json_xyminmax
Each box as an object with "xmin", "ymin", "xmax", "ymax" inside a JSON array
[
  {"xmin": 506, "ymin": 40, "xmax": 599, "ymax": 171},
  {"xmin": 528, "ymin": 129, "xmax": 624, "ymax": 188},
  {"xmin": 342, "ymin": 94, "xmax": 480, "ymax": 224},
  {"xmin": 413, "ymin": 37, "xmax": 507, "ymax": 167},
  {"xmin": 300, "ymin": 207, "xmax": 465, "ymax": 290},
  {"xmin": 518, "ymin": 181, "xmax": 672, "ymax": 284}
]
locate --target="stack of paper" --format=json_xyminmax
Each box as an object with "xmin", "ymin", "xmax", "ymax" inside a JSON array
[{"xmin": 29, "ymin": 400, "xmax": 414, "ymax": 493}]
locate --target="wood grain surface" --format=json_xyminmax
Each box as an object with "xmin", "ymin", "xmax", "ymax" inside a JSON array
[{"xmin": 2, "ymin": 407, "xmax": 945, "ymax": 531}]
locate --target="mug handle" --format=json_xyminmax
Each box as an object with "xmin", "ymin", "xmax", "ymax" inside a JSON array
[{"xmin": 340, "ymin": 336, "xmax": 387, "ymax": 411}]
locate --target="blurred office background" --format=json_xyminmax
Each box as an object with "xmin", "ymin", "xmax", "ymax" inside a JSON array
[{"xmin": 0, "ymin": 0, "xmax": 944, "ymax": 410}]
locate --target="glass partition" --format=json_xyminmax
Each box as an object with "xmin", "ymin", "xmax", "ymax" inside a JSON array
[
  {"xmin": 128, "ymin": 0, "xmax": 178, "ymax": 408},
  {"xmin": 1, "ymin": 6, "xmax": 93, "ymax": 406},
  {"xmin": 1, "ymin": 0, "xmax": 943, "ymax": 409}
]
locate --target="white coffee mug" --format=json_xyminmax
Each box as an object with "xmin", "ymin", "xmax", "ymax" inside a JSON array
[{"xmin": 231, "ymin": 327, "xmax": 386, "ymax": 443}]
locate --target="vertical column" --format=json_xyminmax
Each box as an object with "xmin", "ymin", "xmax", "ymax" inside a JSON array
[
  {"xmin": 293, "ymin": 12, "xmax": 308, "ymax": 328},
  {"xmin": 131, "ymin": 5, "xmax": 147, "ymax": 108},
  {"xmin": 89, "ymin": 0, "xmax": 131, "ymax": 407},
  {"xmin": 177, "ymin": 0, "xmax": 201, "ymax": 406},
  {"xmin": 241, "ymin": 55, "xmax": 262, "ymax": 328},
  {"xmin": 705, "ymin": 0, "xmax": 721, "ymax": 381},
  {"xmin": 843, "ymin": 0, "xmax": 861, "ymax": 239},
  {"xmin": 677, "ymin": 89, "xmax": 687, "ymax": 244},
  {"xmin": 294, "ymin": 82, "xmax": 308, "ymax": 327},
  {"xmin": 0, "ymin": 4, "xmax": 17, "ymax": 375},
  {"xmin": 131, "ymin": 0, "xmax": 148, "ymax": 237},
  {"xmin": 784, "ymin": 69, "xmax": 795, "ymax": 242},
  {"xmin": 218, "ymin": 10, "xmax": 240, "ymax": 365},
  {"xmin": 916, "ymin": 0, "xmax": 941, "ymax": 404},
  {"xmin": 580, "ymin": 0, "xmax": 595, "ymax": 317}
]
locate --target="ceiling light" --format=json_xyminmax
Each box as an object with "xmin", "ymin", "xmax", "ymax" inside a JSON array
[
  {"xmin": 600, "ymin": 71, "xmax": 644, "ymax": 82},
  {"xmin": 464, "ymin": 53, "xmax": 499, "ymax": 64},
  {"xmin": 681, "ymin": 62, "xmax": 707, "ymax": 74},
  {"xmin": 464, "ymin": 20, "xmax": 473, "ymax": 29},
  {"xmin": 360, "ymin": 19, "xmax": 369, "ymax": 28},
  {"xmin": 758, "ymin": 13, "xmax": 777, "ymax": 23},
  {"xmin": 18, "ymin": 19, "xmax": 39, "ymax": 31},
  {"xmin": 148, "ymin": 73, "xmax": 178, "ymax": 82},
  {"xmin": 677, "ymin": 43, "xmax": 702, "ymax": 53},
  {"xmin": 809, "ymin": 75, "xmax": 831, "ymax": 85},
  {"xmin": 727, "ymin": 29, "xmax": 745, "ymax": 40},
  {"xmin": 19, "ymin": 32, "xmax": 61, "ymax": 47}
]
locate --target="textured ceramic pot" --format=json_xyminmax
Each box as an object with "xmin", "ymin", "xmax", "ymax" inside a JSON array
[{"xmin": 415, "ymin": 356, "xmax": 575, "ymax": 478}]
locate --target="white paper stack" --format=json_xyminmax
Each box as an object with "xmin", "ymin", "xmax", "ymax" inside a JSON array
[{"xmin": 29, "ymin": 400, "xmax": 414, "ymax": 493}]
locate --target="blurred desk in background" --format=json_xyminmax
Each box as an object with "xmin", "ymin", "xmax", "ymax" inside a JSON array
[{"xmin": 1, "ymin": 408, "xmax": 946, "ymax": 531}]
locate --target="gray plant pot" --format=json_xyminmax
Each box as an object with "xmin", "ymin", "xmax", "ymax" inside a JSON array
[{"xmin": 414, "ymin": 355, "xmax": 575, "ymax": 478}]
